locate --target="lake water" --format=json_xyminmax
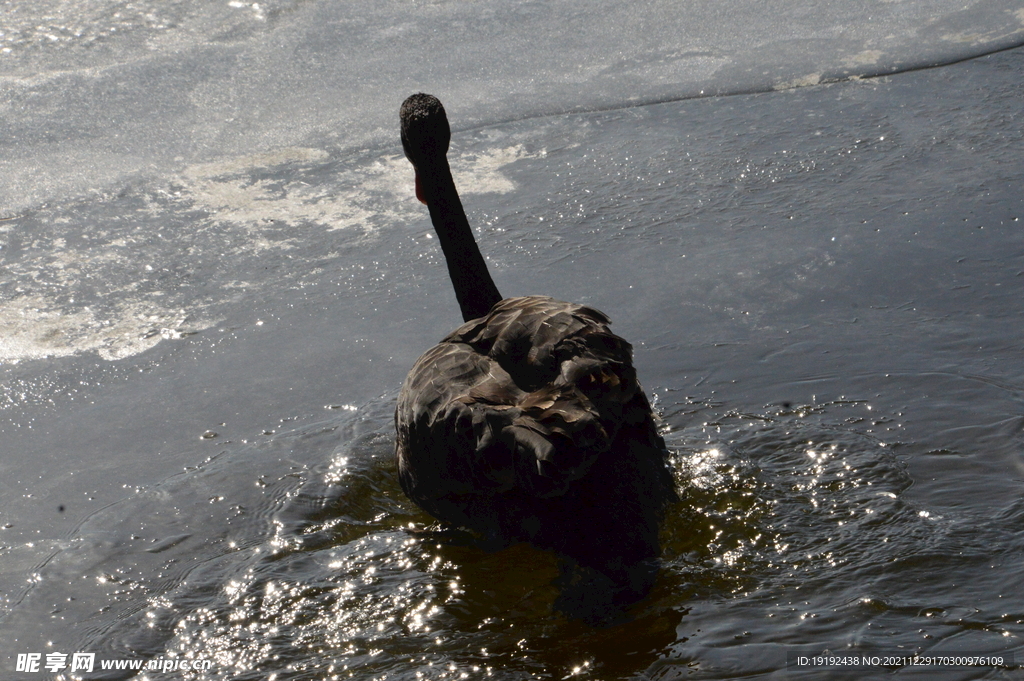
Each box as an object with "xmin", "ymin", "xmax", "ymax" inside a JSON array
[{"xmin": 2, "ymin": 1, "xmax": 1024, "ymax": 679}]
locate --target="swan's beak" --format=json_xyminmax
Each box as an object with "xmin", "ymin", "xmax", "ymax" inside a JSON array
[{"xmin": 414, "ymin": 169, "xmax": 428, "ymax": 205}]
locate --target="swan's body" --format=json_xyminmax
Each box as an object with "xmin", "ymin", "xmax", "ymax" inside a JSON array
[{"xmin": 395, "ymin": 94, "xmax": 676, "ymax": 619}]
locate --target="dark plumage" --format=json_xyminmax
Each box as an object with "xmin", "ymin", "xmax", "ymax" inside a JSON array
[{"xmin": 395, "ymin": 93, "xmax": 677, "ymax": 621}]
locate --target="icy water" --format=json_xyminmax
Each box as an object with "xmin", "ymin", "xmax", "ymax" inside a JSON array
[{"xmin": 3, "ymin": 1, "xmax": 1024, "ymax": 679}]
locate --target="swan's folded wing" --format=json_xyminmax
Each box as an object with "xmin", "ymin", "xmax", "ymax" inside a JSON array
[
  {"xmin": 396, "ymin": 342, "xmax": 523, "ymax": 505},
  {"xmin": 398, "ymin": 296, "xmax": 659, "ymax": 505}
]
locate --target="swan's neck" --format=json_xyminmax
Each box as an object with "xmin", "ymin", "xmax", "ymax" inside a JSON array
[{"xmin": 418, "ymin": 157, "xmax": 503, "ymax": 322}]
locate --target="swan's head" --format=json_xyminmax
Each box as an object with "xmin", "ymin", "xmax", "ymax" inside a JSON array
[{"xmin": 400, "ymin": 93, "xmax": 451, "ymax": 203}]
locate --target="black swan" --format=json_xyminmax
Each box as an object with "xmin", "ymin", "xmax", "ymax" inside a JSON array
[{"xmin": 395, "ymin": 93, "xmax": 677, "ymax": 621}]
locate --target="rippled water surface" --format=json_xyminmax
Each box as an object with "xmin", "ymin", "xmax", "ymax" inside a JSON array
[{"xmin": 2, "ymin": 4, "xmax": 1024, "ymax": 679}]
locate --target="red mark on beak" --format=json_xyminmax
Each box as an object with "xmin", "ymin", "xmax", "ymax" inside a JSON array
[{"xmin": 415, "ymin": 171, "xmax": 427, "ymax": 205}]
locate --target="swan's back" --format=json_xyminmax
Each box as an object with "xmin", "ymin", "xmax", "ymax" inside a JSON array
[{"xmin": 396, "ymin": 296, "xmax": 676, "ymax": 596}]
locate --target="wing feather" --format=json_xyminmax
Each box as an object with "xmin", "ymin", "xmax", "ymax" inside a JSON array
[{"xmin": 396, "ymin": 296, "xmax": 665, "ymax": 508}]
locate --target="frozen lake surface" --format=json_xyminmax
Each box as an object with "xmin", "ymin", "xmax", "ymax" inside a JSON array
[{"xmin": 2, "ymin": 1, "xmax": 1024, "ymax": 679}]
